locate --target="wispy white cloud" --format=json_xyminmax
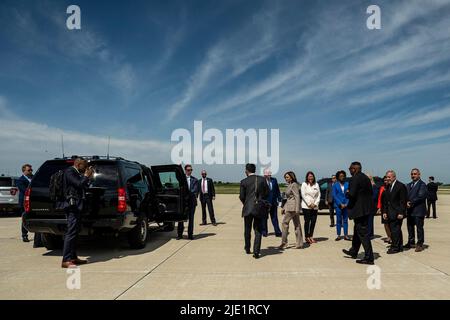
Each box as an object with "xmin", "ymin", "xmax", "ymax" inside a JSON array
[
  {"xmin": 199, "ymin": 0, "xmax": 450, "ymax": 119},
  {"xmin": 0, "ymin": 100, "xmax": 171, "ymax": 175},
  {"xmin": 167, "ymin": 2, "xmax": 281, "ymax": 120}
]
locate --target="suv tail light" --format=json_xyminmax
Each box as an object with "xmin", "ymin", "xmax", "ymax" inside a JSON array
[
  {"xmin": 24, "ymin": 188, "xmax": 31, "ymax": 213},
  {"xmin": 117, "ymin": 188, "xmax": 127, "ymax": 213},
  {"xmin": 10, "ymin": 188, "xmax": 18, "ymax": 196}
]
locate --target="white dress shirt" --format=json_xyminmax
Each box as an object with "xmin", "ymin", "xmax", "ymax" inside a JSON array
[{"xmin": 201, "ymin": 178, "xmax": 208, "ymax": 193}]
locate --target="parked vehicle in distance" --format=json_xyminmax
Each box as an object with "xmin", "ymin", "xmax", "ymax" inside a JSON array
[
  {"xmin": 317, "ymin": 176, "xmax": 383, "ymax": 210},
  {"xmin": 23, "ymin": 155, "xmax": 191, "ymax": 250},
  {"xmin": 0, "ymin": 176, "xmax": 20, "ymax": 213}
]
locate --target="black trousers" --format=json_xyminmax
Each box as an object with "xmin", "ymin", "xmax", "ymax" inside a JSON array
[
  {"xmin": 21, "ymin": 211, "xmax": 28, "ymax": 238},
  {"xmin": 262, "ymin": 202, "xmax": 282, "ymax": 236},
  {"xmin": 200, "ymin": 194, "xmax": 216, "ymax": 224},
  {"xmin": 62, "ymin": 207, "xmax": 82, "ymax": 262},
  {"xmin": 178, "ymin": 204, "xmax": 196, "ymax": 237},
  {"xmin": 350, "ymin": 215, "xmax": 374, "ymax": 261},
  {"xmin": 244, "ymin": 215, "xmax": 262, "ymax": 254},
  {"xmin": 303, "ymin": 209, "xmax": 318, "ymax": 238},
  {"xmin": 407, "ymin": 216, "xmax": 425, "ymax": 245},
  {"xmin": 389, "ymin": 218, "xmax": 404, "ymax": 252},
  {"xmin": 329, "ymin": 202, "xmax": 335, "ymax": 225},
  {"xmin": 426, "ymin": 200, "xmax": 437, "ymax": 218}
]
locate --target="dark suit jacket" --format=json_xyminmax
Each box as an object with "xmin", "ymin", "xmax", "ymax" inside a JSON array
[
  {"xmin": 265, "ymin": 177, "xmax": 281, "ymax": 205},
  {"xmin": 16, "ymin": 175, "xmax": 31, "ymax": 210},
  {"xmin": 346, "ymin": 172, "xmax": 373, "ymax": 219},
  {"xmin": 59, "ymin": 166, "xmax": 90, "ymax": 211},
  {"xmin": 406, "ymin": 179, "xmax": 427, "ymax": 217},
  {"xmin": 199, "ymin": 177, "xmax": 215, "ymax": 199},
  {"xmin": 325, "ymin": 182, "xmax": 334, "ymax": 203},
  {"xmin": 382, "ymin": 180, "xmax": 407, "ymax": 221},
  {"xmin": 239, "ymin": 175, "xmax": 269, "ymax": 217},
  {"xmin": 427, "ymin": 182, "xmax": 438, "ymax": 201},
  {"xmin": 186, "ymin": 175, "xmax": 199, "ymax": 207}
]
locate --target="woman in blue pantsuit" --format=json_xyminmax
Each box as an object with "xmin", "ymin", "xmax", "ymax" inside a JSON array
[{"xmin": 332, "ymin": 170, "xmax": 351, "ymax": 241}]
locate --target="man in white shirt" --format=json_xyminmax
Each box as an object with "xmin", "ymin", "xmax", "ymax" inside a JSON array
[{"xmin": 199, "ymin": 170, "xmax": 217, "ymax": 226}]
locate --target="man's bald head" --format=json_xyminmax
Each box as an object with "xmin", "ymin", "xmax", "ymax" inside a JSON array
[{"xmin": 74, "ymin": 157, "xmax": 88, "ymax": 172}]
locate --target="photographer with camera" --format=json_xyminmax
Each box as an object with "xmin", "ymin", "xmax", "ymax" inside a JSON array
[{"xmin": 59, "ymin": 157, "xmax": 94, "ymax": 268}]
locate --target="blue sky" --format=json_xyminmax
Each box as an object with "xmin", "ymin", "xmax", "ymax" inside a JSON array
[{"xmin": 1, "ymin": 0, "xmax": 450, "ymax": 182}]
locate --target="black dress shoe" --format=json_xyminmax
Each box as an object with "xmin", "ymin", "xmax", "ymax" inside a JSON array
[
  {"xmin": 245, "ymin": 249, "xmax": 251, "ymax": 254},
  {"xmin": 403, "ymin": 243, "xmax": 415, "ymax": 249},
  {"xmin": 342, "ymin": 249, "xmax": 357, "ymax": 259},
  {"xmin": 176, "ymin": 235, "xmax": 183, "ymax": 240},
  {"xmin": 335, "ymin": 236, "xmax": 342, "ymax": 241},
  {"xmin": 253, "ymin": 253, "xmax": 260, "ymax": 259},
  {"xmin": 356, "ymin": 259, "xmax": 374, "ymax": 265},
  {"xmin": 188, "ymin": 235, "xmax": 194, "ymax": 240},
  {"xmin": 212, "ymin": 222, "xmax": 217, "ymax": 226},
  {"xmin": 275, "ymin": 233, "xmax": 282, "ymax": 237},
  {"xmin": 199, "ymin": 223, "xmax": 207, "ymax": 226},
  {"xmin": 22, "ymin": 237, "xmax": 30, "ymax": 243},
  {"xmin": 386, "ymin": 249, "xmax": 400, "ymax": 254}
]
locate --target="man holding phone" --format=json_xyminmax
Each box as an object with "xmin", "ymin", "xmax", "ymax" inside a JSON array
[{"xmin": 60, "ymin": 157, "xmax": 93, "ymax": 268}]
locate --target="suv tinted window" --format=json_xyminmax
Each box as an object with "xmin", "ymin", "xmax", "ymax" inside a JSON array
[
  {"xmin": 91, "ymin": 164, "xmax": 119, "ymax": 189},
  {"xmin": 123, "ymin": 166, "xmax": 149, "ymax": 197},
  {"xmin": 0, "ymin": 177, "xmax": 13, "ymax": 187},
  {"xmin": 32, "ymin": 162, "xmax": 72, "ymax": 188},
  {"xmin": 158, "ymin": 172, "xmax": 180, "ymax": 189}
]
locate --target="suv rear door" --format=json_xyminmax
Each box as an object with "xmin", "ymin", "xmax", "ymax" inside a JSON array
[{"xmin": 150, "ymin": 165, "xmax": 190, "ymax": 222}]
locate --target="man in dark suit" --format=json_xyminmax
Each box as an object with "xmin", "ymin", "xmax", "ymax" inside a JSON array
[
  {"xmin": 199, "ymin": 170, "xmax": 217, "ymax": 226},
  {"xmin": 177, "ymin": 164, "xmax": 198, "ymax": 240},
  {"xmin": 426, "ymin": 176, "xmax": 438, "ymax": 219},
  {"xmin": 239, "ymin": 163, "xmax": 269, "ymax": 259},
  {"xmin": 405, "ymin": 168, "xmax": 428, "ymax": 252},
  {"xmin": 16, "ymin": 164, "xmax": 33, "ymax": 243},
  {"xmin": 325, "ymin": 175, "xmax": 337, "ymax": 227},
  {"xmin": 382, "ymin": 170, "xmax": 407, "ymax": 254},
  {"xmin": 261, "ymin": 169, "xmax": 282, "ymax": 237},
  {"xmin": 342, "ymin": 162, "xmax": 374, "ymax": 265},
  {"xmin": 59, "ymin": 157, "xmax": 93, "ymax": 268}
]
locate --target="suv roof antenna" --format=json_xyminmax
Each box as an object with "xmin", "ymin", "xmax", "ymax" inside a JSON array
[
  {"xmin": 61, "ymin": 135, "xmax": 65, "ymax": 158},
  {"xmin": 107, "ymin": 135, "xmax": 111, "ymax": 159}
]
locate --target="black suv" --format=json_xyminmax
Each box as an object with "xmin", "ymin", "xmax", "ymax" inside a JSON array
[
  {"xmin": 23, "ymin": 156, "xmax": 191, "ymax": 249},
  {"xmin": 317, "ymin": 176, "xmax": 383, "ymax": 210}
]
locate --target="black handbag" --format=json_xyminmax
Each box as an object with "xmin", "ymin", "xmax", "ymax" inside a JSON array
[{"xmin": 252, "ymin": 176, "xmax": 270, "ymax": 219}]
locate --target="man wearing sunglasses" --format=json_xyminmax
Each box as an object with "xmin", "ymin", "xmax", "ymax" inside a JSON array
[
  {"xmin": 17, "ymin": 164, "xmax": 41, "ymax": 245},
  {"xmin": 177, "ymin": 164, "xmax": 199, "ymax": 240}
]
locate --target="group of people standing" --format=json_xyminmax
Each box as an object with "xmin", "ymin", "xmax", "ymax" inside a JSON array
[
  {"xmin": 176, "ymin": 164, "xmax": 218, "ymax": 241},
  {"xmin": 239, "ymin": 165, "xmax": 325, "ymax": 258},
  {"xmin": 239, "ymin": 161, "xmax": 439, "ymax": 264}
]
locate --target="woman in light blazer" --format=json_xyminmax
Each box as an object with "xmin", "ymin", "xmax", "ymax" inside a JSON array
[
  {"xmin": 301, "ymin": 171, "xmax": 321, "ymax": 244},
  {"xmin": 279, "ymin": 171, "xmax": 304, "ymax": 249}
]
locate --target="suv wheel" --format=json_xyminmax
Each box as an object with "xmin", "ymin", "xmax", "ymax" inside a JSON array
[
  {"xmin": 41, "ymin": 233, "xmax": 64, "ymax": 250},
  {"xmin": 128, "ymin": 215, "xmax": 148, "ymax": 249}
]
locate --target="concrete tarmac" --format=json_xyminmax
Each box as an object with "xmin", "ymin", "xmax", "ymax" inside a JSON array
[{"xmin": 0, "ymin": 194, "xmax": 449, "ymax": 299}]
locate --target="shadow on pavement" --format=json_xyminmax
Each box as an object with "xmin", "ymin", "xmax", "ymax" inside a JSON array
[
  {"xmin": 42, "ymin": 230, "xmax": 220, "ymax": 264},
  {"xmin": 260, "ymin": 246, "xmax": 284, "ymax": 258},
  {"xmin": 191, "ymin": 232, "xmax": 216, "ymax": 240},
  {"xmin": 43, "ymin": 230, "xmax": 176, "ymax": 264}
]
